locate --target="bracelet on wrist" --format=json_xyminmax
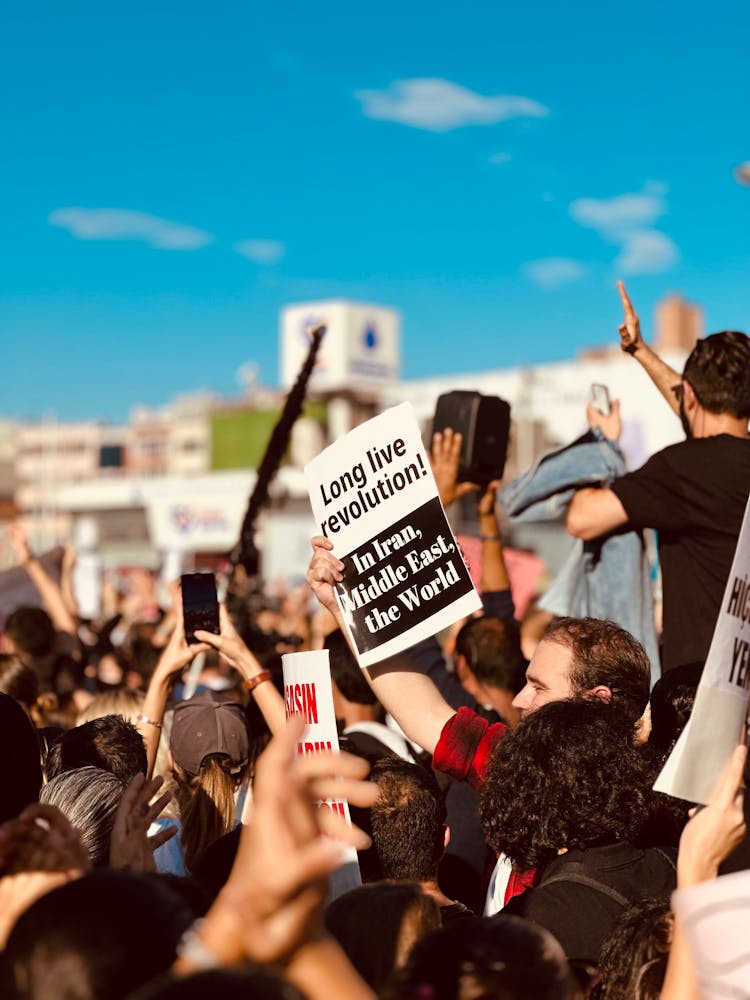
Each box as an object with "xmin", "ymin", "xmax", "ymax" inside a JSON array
[
  {"xmin": 136, "ymin": 713, "xmax": 162, "ymax": 730},
  {"xmin": 243, "ymin": 670, "xmax": 271, "ymax": 694}
]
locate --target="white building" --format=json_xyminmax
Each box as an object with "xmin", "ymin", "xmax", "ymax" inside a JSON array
[
  {"xmin": 14, "ymin": 420, "xmax": 127, "ymax": 549},
  {"xmin": 8, "ymin": 295, "xmax": 700, "ymax": 590}
]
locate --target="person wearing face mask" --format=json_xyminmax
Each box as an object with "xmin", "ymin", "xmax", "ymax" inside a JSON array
[{"xmin": 567, "ymin": 282, "xmax": 750, "ymax": 674}]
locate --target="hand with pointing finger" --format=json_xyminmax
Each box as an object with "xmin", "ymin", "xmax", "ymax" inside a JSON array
[
  {"xmin": 615, "ymin": 278, "xmax": 684, "ymax": 417},
  {"xmin": 617, "ymin": 280, "xmax": 644, "ymax": 355}
]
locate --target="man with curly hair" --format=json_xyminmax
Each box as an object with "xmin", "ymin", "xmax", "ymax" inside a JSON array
[
  {"xmin": 482, "ymin": 699, "xmax": 676, "ymax": 964},
  {"xmin": 567, "ymin": 285, "xmax": 750, "ymax": 673}
]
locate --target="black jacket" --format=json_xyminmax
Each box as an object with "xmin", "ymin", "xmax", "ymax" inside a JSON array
[{"xmin": 502, "ymin": 841, "xmax": 677, "ymax": 964}]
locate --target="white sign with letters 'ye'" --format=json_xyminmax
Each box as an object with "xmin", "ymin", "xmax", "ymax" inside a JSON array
[{"xmin": 655, "ymin": 493, "xmax": 750, "ymax": 804}]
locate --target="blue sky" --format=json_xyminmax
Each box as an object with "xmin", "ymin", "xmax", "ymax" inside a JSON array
[{"xmin": 2, "ymin": 0, "xmax": 748, "ymax": 422}]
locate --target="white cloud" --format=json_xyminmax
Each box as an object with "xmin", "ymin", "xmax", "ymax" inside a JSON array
[
  {"xmin": 568, "ymin": 183, "xmax": 678, "ymax": 275},
  {"xmin": 615, "ymin": 230, "xmax": 679, "ymax": 274},
  {"xmin": 489, "ymin": 151, "xmax": 512, "ymax": 165},
  {"xmin": 49, "ymin": 208, "xmax": 213, "ymax": 250},
  {"xmin": 523, "ymin": 257, "xmax": 587, "ymax": 290},
  {"xmin": 569, "ymin": 191, "xmax": 666, "ymax": 234},
  {"xmin": 234, "ymin": 240, "xmax": 285, "ymax": 265},
  {"xmin": 355, "ymin": 78, "xmax": 548, "ymax": 132}
]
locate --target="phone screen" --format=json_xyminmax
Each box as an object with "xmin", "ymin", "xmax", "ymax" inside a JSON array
[
  {"xmin": 591, "ymin": 383, "xmax": 611, "ymax": 417},
  {"xmin": 181, "ymin": 573, "xmax": 220, "ymax": 644}
]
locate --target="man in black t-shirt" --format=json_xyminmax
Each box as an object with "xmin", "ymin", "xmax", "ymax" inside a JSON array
[{"xmin": 567, "ymin": 283, "xmax": 750, "ymax": 673}]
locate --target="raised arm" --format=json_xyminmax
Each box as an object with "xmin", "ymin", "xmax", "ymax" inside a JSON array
[
  {"xmin": 306, "ymin": 536, "xmax": 455, "ymax": 754},
  {"xmin": 432, "ymin": 431, "xmax": 512, "ymax": 595},
  {"xmin": 196, "ymin": 605, "xmax": 286, "ymax": 735},
  {"xmin": 617, "ymin": 281, "xmax": 682, "ymax": 417},
  {"xmin": 7, "ymin": 523, "xmax": 78, "ymax": 637},
  {"xmin": 430, "ymin": 428, "xmax": 479, "ymax": 508},
  {"xmin": 59, "ymin": 546, "xmax": 80, "ymax": 620},
  {"xmin": 566, "ymin": 401, "xmax": 629, "ymax": 541},
  {"xmin": 477, "ymin": 482, "xmax": 511, "ymax": 593},
  {"xmin": 137, "ymin": 593, "xmax": 209, "ymax": 778}
]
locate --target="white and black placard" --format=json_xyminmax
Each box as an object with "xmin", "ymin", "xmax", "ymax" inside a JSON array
[{"xmin": 305, "ymin": 403, "xmax": 481, "ymax": 668}]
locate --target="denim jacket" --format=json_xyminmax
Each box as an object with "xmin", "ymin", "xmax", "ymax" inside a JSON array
[{"xmin": 501, "ymin": 430, "xmax": 659, "ymax": 684}]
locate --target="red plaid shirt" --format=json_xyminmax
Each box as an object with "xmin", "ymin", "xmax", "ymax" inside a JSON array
[{"xmin": 433, "ymin": 706, "xmax": 540, "ymax": 904}]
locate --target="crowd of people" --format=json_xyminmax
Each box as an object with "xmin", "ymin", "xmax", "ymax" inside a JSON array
[{"xmin": 0, "ymin": 284, "xmax": 749, "ymax": 999}]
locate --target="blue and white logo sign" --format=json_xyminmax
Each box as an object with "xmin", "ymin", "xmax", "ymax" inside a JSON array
[
  {"xmin": 281, "ymin": 301, "xmax": 400, "ymax": 391},
  {"xmin": 362, "ymin": 324, "xmax": 378, "ymax": 351}
]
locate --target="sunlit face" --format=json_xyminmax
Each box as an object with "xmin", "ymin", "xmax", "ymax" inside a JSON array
[{"xmin": 511, "ymin": 639, "xmax": 576, "ymax": 718}]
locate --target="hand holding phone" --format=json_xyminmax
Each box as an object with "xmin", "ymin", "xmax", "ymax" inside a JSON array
[
  {"xmin": 181, "ymin": 573, "xmax": 220, "ymax": 644},
  {"xmin": 590, "ymin": 383, "xmax": 611, "ymax": 417},
  {"xmin": 586, "ymin": 392, "xmax": 621, "ymax": 443}
]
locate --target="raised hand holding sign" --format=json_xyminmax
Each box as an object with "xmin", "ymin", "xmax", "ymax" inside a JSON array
[{"xmin": 305, "ymin": 403, "xmax": 481, "ymax": 668}]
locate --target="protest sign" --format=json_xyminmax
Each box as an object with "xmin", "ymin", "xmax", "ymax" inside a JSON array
[
  {"xmin": 655, "ymin": 493, "xmax": 750, "ymax": 804},
  {"xmin": 282, "ymin": 650, "xmax": 360, "ymax": 894},
  {"xmin": 305, "ymin": 402, "xmax": 481, "ymax": 668},
  {"xmin": 671, "ymin": 870, "xmax": 750, "ymax": 999}
]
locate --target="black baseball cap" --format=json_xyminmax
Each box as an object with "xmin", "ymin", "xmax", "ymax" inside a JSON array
[{"xmin": 169, "ymin": 690, "xmax": 249, "ymax": 775}]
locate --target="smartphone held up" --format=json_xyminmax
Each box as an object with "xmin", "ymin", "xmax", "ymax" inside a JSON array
[
  {"xmin": 181, "ymin": 572, "xmax": 220, "ymax": 644},
  {"xmin": 590, "ymin": 383, "xmax": 611, "ymax": 417}
]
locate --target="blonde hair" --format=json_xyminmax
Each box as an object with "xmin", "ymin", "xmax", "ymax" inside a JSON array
[
  {"xmin": 173, "ymin": 754, "xmax": 246, "ymax": 872},
  {"xmin": 76, "ymin": 688, "xmax": 144, "ymax": 726}
]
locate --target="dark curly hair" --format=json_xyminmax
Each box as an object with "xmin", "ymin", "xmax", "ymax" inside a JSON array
[
  {"xmin": 589, "ymin": 896, "xmax": 673, "ymax": 1000},
  {"xmin": 682, "ymin": 330, "xmax": 750, "ymax": 418},
  {"xmin": 479, "ymin": 699, "xmax": 655, "ymax": 870}
]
